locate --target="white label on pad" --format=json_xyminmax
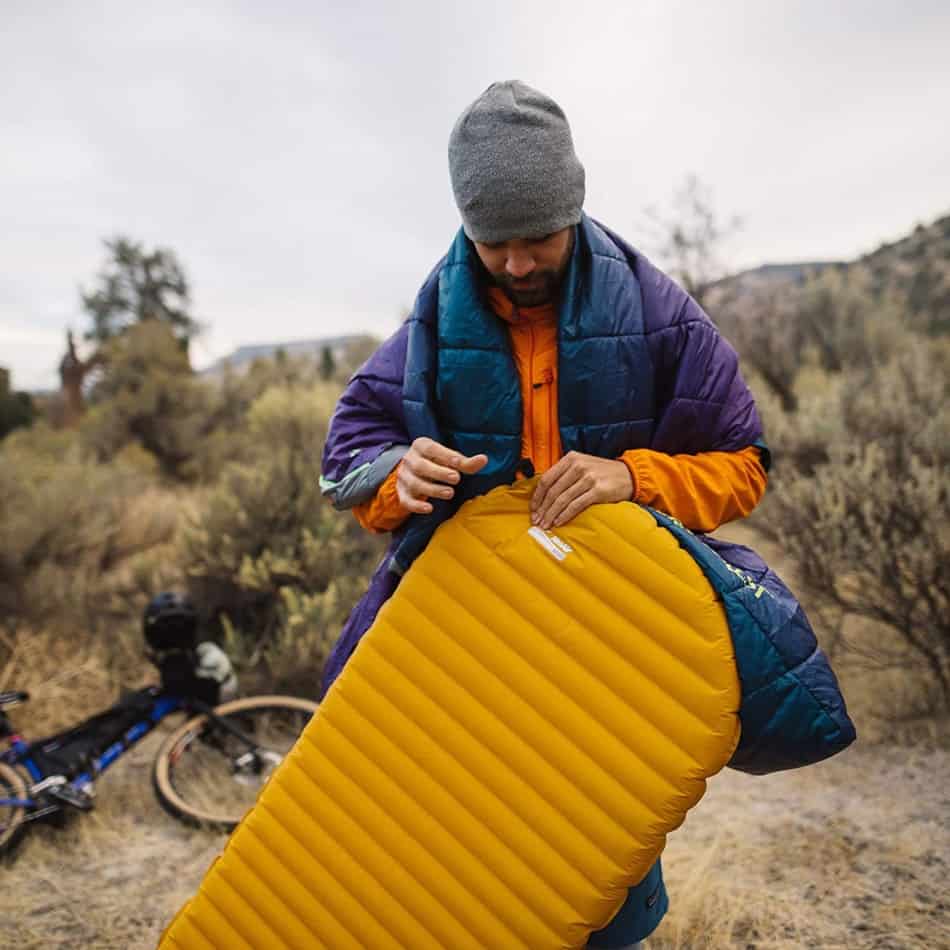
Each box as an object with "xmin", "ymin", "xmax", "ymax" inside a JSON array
[{"xmin": 528, "ymin": 526, "xmax": 573, "ymax": 561}]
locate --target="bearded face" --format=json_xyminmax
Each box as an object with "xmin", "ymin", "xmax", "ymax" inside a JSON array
[{"xmin": 473, "ymin": 227, "xmax": 574, "ymax": 307}]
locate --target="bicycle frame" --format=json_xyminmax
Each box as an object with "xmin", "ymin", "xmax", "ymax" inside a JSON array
[{"xmin": 0, "ymin": 691, "xmax": 184, "ymax": 814}]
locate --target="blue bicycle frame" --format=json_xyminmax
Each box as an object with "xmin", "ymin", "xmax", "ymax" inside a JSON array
[{"xmin": 1, "ymin": 692, "xmax": 184, "ymax": 810}]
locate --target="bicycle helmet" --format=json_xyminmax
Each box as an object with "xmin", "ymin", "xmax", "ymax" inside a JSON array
[{"xmin": 143, "ymin": 591, "xmax": 198, "ymax": 653}]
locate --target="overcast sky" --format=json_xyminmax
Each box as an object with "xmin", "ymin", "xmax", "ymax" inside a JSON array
[{"xmin": 2, "ymin": 1, "xmax": 949, "ymax": 390}]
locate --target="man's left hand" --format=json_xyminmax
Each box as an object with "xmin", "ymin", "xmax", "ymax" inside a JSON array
[{"xmin": 530, "ymin": 452, "xmax": 634, "ymax": 530}]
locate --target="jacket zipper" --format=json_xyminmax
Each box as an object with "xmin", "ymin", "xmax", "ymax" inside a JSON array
[{"xmin": 528, "ymin": 317, "xmax": 536, "ymax": 465}]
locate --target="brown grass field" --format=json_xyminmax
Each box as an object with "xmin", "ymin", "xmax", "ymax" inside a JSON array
[{"xmin": 1, "ymin": 522, "xmax": 947, "ymax": 949}]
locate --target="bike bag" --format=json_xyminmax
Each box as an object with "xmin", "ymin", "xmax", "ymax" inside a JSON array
[{"xmin": 27, "ymin": 687, "xmax": 158, "ymax": 779}]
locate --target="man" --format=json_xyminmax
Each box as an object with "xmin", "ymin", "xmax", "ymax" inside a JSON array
[{"xmin": 320, "ymin": 80, "xmax": 769, "ymax": 948}]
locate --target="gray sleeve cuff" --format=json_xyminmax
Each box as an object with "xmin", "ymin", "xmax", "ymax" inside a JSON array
[{"xmin": 319, "ymin": 444, "xmax": 410, "ymax": 510}]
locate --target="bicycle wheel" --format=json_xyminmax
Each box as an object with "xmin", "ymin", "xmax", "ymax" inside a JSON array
[
  {"xmin": 0, "ymin": 761, "xmax": 28, "ymax": 857},
  {"xmin": 152, "ymin": 694, "xmax": 318, "ymax": 829}
]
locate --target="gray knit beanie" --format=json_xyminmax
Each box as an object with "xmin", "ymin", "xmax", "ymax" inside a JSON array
[{"xmin": 448, "ymin": 80, "xmax": 585, "ymax": 243}]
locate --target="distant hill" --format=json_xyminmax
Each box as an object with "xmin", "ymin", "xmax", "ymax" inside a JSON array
[
  {"xmin": 855, "ymin": 212, "xmax": 950, "ymax": 332},
  {"xmin": 712, "ymin": 260, "xmax": 846, "ymax": 293},
  {"xmin": 201, "ymin": 335, "xmax": 365, "ymax": 378},
  {"xmin": 711, "ymin": 211, "xmax": 949, "ymax": 333},
  {"xmin": 859, "ymin": 211, "xmax": 950, "ymax": 272},
  {"xmin": 709, "ymin": 261, "xmax": 848, "ymax": 300}
]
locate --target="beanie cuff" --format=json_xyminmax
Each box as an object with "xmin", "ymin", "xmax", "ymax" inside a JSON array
[{"xmin": 461, "ymin": 207, "xmax": 583, "ymax": 245}]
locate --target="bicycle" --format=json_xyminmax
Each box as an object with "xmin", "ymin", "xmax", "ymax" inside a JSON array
[{"xmin": 0, "ymin": 678, "xmax": 318, "ymax": 859}]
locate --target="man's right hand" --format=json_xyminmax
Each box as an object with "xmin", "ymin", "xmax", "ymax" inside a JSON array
[{"xmin": 396, "ymin": 437, "xmax": 488, "ymax": 514}]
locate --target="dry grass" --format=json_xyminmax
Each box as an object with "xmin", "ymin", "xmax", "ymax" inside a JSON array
[
  {"xmin": 651, "ymin": 740, "xmax": 950, "ymax": 949},
  {"xmin": 0, "ymin": 722, "xmax": 229, "ymax": 950},
  {"xmin": 0, "ymin": 478, "xmax": 192, "ymax": 737},
  {"xmin": 0, "ymin": 618, "xmax": 225, "ymax": 949},
  {"xmin": 0, "ymin": 631, "xmax": 143, "ymax": 738}
]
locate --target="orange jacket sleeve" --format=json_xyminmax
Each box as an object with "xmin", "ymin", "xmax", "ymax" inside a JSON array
[
  {"xmin": 351, "ymin": 462, "xmax": 411, "ymax": 534},
  {"xmin": 356, "ymin": 447, "xmax": 767, "ymax": 536},
  {"xmin": 620, "ymin": 445, "xmax": 767, "ymax": 533}
]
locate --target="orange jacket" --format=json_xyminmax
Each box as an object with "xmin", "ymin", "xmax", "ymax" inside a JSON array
[{"xmin": 354, "ymin": 286, "xmax": 766, "ymax": 534}]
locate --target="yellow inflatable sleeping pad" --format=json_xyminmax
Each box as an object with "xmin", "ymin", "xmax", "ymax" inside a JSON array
[{"xmin": 160, "ymin": 478, "xmax": 740, "ymax": 949}]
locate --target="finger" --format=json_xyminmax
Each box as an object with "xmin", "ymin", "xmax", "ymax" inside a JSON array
[
  {"xmin": 406, "ymin": 453, "xmax": 462, "ymax": 486},
  {"xmin": 418, "ymin": 441, "xmax": 488, "ymax": 475},
  {"xmin": 531, "ymin": 454, "xmax": 570, "ymax": 513},
  {"xmin": 539, "ymin": 474, "xmax": 590, "ymax": 529},
  {"xmin": 417, "ymin": 439, "xmax": 468, "ymax": 468},
  {"xmin": 551, "ymin": 489, "xmax": 598, "ymax": 527},
  {"xmin": 456, "ymin": 453, "xmax": 488, "ymax": 474},
  {"xmin": 396, "ymin": 480, "xmax": 434, "ymax": 514},
  {"xmin": 534, "ymin": 462, "xmax": 583, "ymax": 525},
  {"xmin": 402, "ymin": 495, "xmax": 433, "ymax": 514},
  {"xmin": 403, "ymin": 469, "xmax": 456, "ymax": 502}
]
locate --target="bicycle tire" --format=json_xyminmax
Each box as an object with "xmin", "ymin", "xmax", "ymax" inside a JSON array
[
  {"xmin": 152, "ymin": 694, "xmax": 318, "ymax": 830},
  {"xmin": 0, "ymin": 761, "xmax": 28, "ymax": 858}
]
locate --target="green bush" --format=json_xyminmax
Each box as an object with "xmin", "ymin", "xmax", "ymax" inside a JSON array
[
  {"xmin": 182, "ymin": 383, "xmax": 384, "ymax": 689},
  {"xmin": 81, "ymin": 321, "xmax": 211, "ymax": 478},
  {"xmin": 837, "ymin": 338, "xmax": 949, "ymax": 467},
  {"xmin": 0, "ymin": 387, "xmax": 34, "ymax": 439},
  {"xmin": 794, "ymin": 267, "xmax": 905, "ymax": 373},
  {"xmin": 750, "ymin": 368, "xmax": 846, "ymax": 476},
  {"xmin": 717, "ymin": 266, "xmax": 907, "ymax": 413},
  {"xmin": 0, "ymin": 425, "xmax": 180, "ymax": 636},
  {"xmin": 189, "ymin": 352, "xmax": 323, "ymax": 482}
]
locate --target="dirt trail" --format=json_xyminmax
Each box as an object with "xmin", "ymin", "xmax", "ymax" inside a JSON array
[{"xmin": 2, "ymin": 524, "xmax": 948, "ymax": 949}]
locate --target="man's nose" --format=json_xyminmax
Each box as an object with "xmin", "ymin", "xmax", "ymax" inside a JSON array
[{"xmin": 506, "ymin": 250, "xmax": 535, "ymax": 279}]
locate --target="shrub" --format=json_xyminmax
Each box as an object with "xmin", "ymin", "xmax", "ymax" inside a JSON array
[
  {"xmin": 81, "ymin": 321, "xmax": 211, "ymax": 478},
  {"xmin": 0, "ymin": 366, "xmax": 35, "ymax": 439},
  {"xmin": 793, "ymin": 267, "xmax": 905, "ymax": 373},
  {"xmin": 837, "ymin": 338, "xmax": 949, "ymax": 468},
  {"xmin": 0, "ymin": 425, "xmax": 180, "ymax": 637},
  {"xmin": 189, "ymin": 352, "xmax": 323, "ymax": 482},
  {"xmin": 182, "ymin": 383, "xmax": 384, "ymax": 687},
  {"xmin": 759, "ymin": 340, "xmax": 950, "ymax": 705},
  {"xmin": 717, "ymin": 266, "xmax": 906, "ymax": 414},
  {"xmin": 750, "ymin": 368, "xmax": 846, "ymax": 476},
  {"xmin": 718, "ymin": 285, "xmax": 807, "ymax": 412}
]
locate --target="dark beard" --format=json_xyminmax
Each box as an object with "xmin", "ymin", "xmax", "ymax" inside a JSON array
[{"xmin": 492, "ymin": 269, "xmax": 562, "ymax": 307}]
